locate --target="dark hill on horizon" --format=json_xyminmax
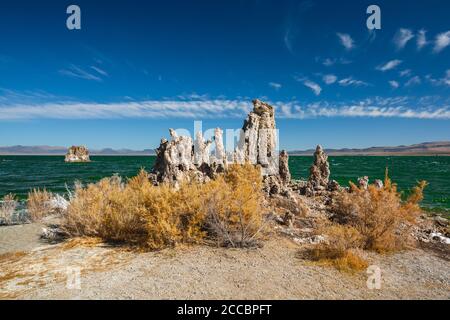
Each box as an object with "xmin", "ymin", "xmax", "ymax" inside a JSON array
[{"xmin": 289, "ymin": 141, "xmax": 450, "ymax": 156}]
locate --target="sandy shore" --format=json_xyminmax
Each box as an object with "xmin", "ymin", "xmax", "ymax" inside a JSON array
[
  {"xmin": 0, "ymin": 222, "xmax": 449, "ymax": 300},
  {"xmin": 0, "ymin": 223, "xmax": 47, "ymax": 255}
]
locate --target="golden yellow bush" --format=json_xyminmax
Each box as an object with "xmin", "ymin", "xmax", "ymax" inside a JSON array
[
  {"xmin": 333, "ymin": 170, "xmax": 427, "ymax": 252},
  {"xmin": 130, "ymin": 173, "xmax": 207, "ymax": 249},
  {"xmin": 309, "ymin": 224, "xmax": 368, "ymax": 272},
  {"xmin": 63, "ymin": 175, "xmax": 147, "ymax": 244},
  {"xmin": 203, "ymin": 164, "xmax": 265, "ymax": 247},
  {"xmin": 62, "ymin": 165, "xmax": 264, "ymax": 249},
  {"xmin": 27, "ymin": 189, "xmax": 53, "ymax": 222}
]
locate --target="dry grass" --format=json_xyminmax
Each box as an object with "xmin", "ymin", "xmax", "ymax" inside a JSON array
[
  {"xmin": 0, "ymin": 193, "xmax": 18, "ymax": 225},
  {"xmin": 62, "ymin": 237, "xmax": 104, "ymax": 250},
  {"xmin": 332, "ymin": 170, "xmax": 426, "ymax": 253},
  {"xmin": 0, "ymin": 251, "xmax": 28, "ymax": 264},
  {"xmin": 62, "ymin": 165, "xmax": 265, "ymax": 249},
  {"xmin": 308, "ymin": 225, "xmax": 368, "ymax": 273},
  {"xmin": 27, "ymin": 188, "xmax": 53, "ymax": 222}
]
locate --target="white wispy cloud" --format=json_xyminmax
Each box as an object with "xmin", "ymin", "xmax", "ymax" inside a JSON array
[
  {"xmin": 0, "ymin": 100, "xmax": 251, "ymax": 120},
  {"xmin": 319, "ymin": 57, "xmax": 352, "ymax": 66},
  {"xmin": 322, "ymin": 58, "xmax": 335, "ymax": 66},
  {"xmin": 90, "ymin": 66, "xmax": 108, "ymax": 77},
  {"xmin": 0, "ymin": 88, "xmax": 73, "ymax": 106},
  {"xmin": 389, "ymin": 80, "xmax": 400, "ymax": 89},
  {"xmin": 393, "ymin": 28, "xmax": 414, "ymax": 49},
  {"xmin": 336, "ymin": 33, "xmax": 355, "ymax": 50},
  {"xmin": 269, "ymin": 82, "xmax": 282, "ymax": 90},
  {"xmin": 426, "ymin": 70, "xmax": 450, "ymax": 87},
  {"xmin": 283, "ymin": 27, "xmax": 295, "ymax": 55},
  {"xmin": 1, "ymin": 96, "xmax": 450, "ymax": 120},
  {"xmin": 275, "ymin": 97, "xmax": 450, "ymax": 120},
  {"xmin": 322, "ymin": 74, "xmax": 337, "ymax": 85},
  {"xmin": 59, "ymin": 65, "xmax": 103, "ymax": 82},
  {"xmin": 399, "ymin": 69, "xmax": 412, "ymax": 77},
  {"xmin": 284, "ymin": 104, "xmax": 450, "ymax": 119},
  {"xmin": 416, "ymin": 29, "xmax": 428, "ymax": 50},
  {"xmin": 338, "ymin": 77, "xmax": 369, "ymax": 87},
  {"xmin": 433, "ymin": 31, "xmax": 450, "ymax": 53},
  {"xmin": 376, "ymin": 59, "xmax": 402, "ymax": 72},
  {"xmin": 441, "ymin": 70, "xmax": 450, "ymax": 86},
  {"xmin": 302, "ymin": 80, "xmax": 322, "ymax": 95},
  {"xmin": 405, "ymin": 76, "xmax": 421, "ymax": 87}
]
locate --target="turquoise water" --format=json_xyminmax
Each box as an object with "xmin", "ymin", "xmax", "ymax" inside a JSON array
[{"xmin": 0, "ymin": 156, "xmax": 449, "ymax": 212}]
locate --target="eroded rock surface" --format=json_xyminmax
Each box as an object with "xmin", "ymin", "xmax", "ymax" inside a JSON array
[
  {"xmin": 307, "ymin": 145, "xmax": 331, "ymax": 192},
  {"xmin": 149, "ymin": 99, "xmax": 290, "ymax": 194},
  {"xmin": 65, "ymin": 146, "xmax": 90, "ymax": 163},
  {"xmin": 358, "ymin": 176, "xmax": 369, "ymax": 190}
]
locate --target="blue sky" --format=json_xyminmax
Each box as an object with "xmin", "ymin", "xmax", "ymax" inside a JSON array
[{"xmin": 0, "ymin": 0, "xmax": 449, "ymax": 150}]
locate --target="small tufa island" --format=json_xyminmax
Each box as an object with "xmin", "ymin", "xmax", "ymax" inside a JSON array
[{"xmin": 64, "ymin": 146, "xmax": 90, "ymax": 162}]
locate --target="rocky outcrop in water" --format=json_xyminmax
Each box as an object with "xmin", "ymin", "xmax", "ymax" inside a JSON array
[
  {"xmin": 65, "ymin": 146, "xmax": 90, "ymax": 162},
  {"xmin": 150, "ymin": 99, "xmax": 291, "ymax": 194}
]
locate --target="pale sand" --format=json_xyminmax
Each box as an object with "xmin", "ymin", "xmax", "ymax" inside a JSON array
[
  {"xmin": 0, "ymin": 223, "xmax": 46, "ymax": 255},
  {"xmin": 0, "ymin": 223, "xmax": 449, "ymax": 300},
  {"xmin": 0, "ymin": 216, "xmax": 61, "ymax": 255}
]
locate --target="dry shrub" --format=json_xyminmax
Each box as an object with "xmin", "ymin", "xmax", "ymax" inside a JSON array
[
  {"xmin": 62, "ymin": 175, "xmax": 148, "ymax": 244},
  {"xmin": 27, "ymin": 189, "xmax": 53, "ymax": 222},
  {"xmin": 203, "ymin": 164, "xmax": 265, "ymax": 248},
  {"xmin": 333, "ymin": 170, "xmax": 427, "ymax": 253},
  {"xmin": 128, "ymin": 172, "xmax": 206, "ymax": 249},
  {"xmin": 62, "ymin": 165, "xmax": 264, "ymax": 249},
  {"xmin": 0, "ymin": 194, "xmax": 18, "ymax": 225},
  {"xmin": 309, "ymin": 224, "xmax": 368, "ymax": 272},
  {"xmin": 309, "ymin": 171, "xmax": 427, "ymax": 272}
]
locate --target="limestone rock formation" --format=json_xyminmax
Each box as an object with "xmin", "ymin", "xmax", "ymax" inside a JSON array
[
  {"xmin": 149, "ymin": 99, "xmax": 291, "ymax": 193},
  {"xmin": 235, "ymin": 99, "xmax": 278, "ymax": 174},
  {"xmin": 239, "ymin": 100, "xmax": 290, "ymax": 195},
  {"xmin": 358, "ymin": 176, "xmax": 369, "ymax": 190},
  {"xmin": 374, "ymin": 179, "xmax": 384, "ymax": 189},
  {"xmin": 307, "ymin": 145, "xmax": 330, "ymax": 191},
  {"xmin": 327, "ymin": 179, "xmax": 340, "ymax": 192},
  {"xmin": 65, "ymin": 146, "xmax": 90, "ymax": 162},
  {"xmin": 150, "ymin": 130, "xmax": 203, "ymax": 186},
  {"xmin": 279, "ymin": 150, "xmax": 291, "ymax": 185}
]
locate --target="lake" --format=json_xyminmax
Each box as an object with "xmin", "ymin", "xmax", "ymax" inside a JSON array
[{"xmin": 0, "ymin": 155, "xmax": 449, "ymax": 212}]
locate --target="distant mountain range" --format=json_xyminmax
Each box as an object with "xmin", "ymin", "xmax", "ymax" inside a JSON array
[
  {"xmin": 0, "ymin": 145, "xmax": 156, "ymax": 156},
  {"xmin": 289, "ymin": 141, "xmax": 450, "ymax": 156},
  {"xmin": 0, "ymin": 141, "xmax": 449, "ymax": 156}
]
